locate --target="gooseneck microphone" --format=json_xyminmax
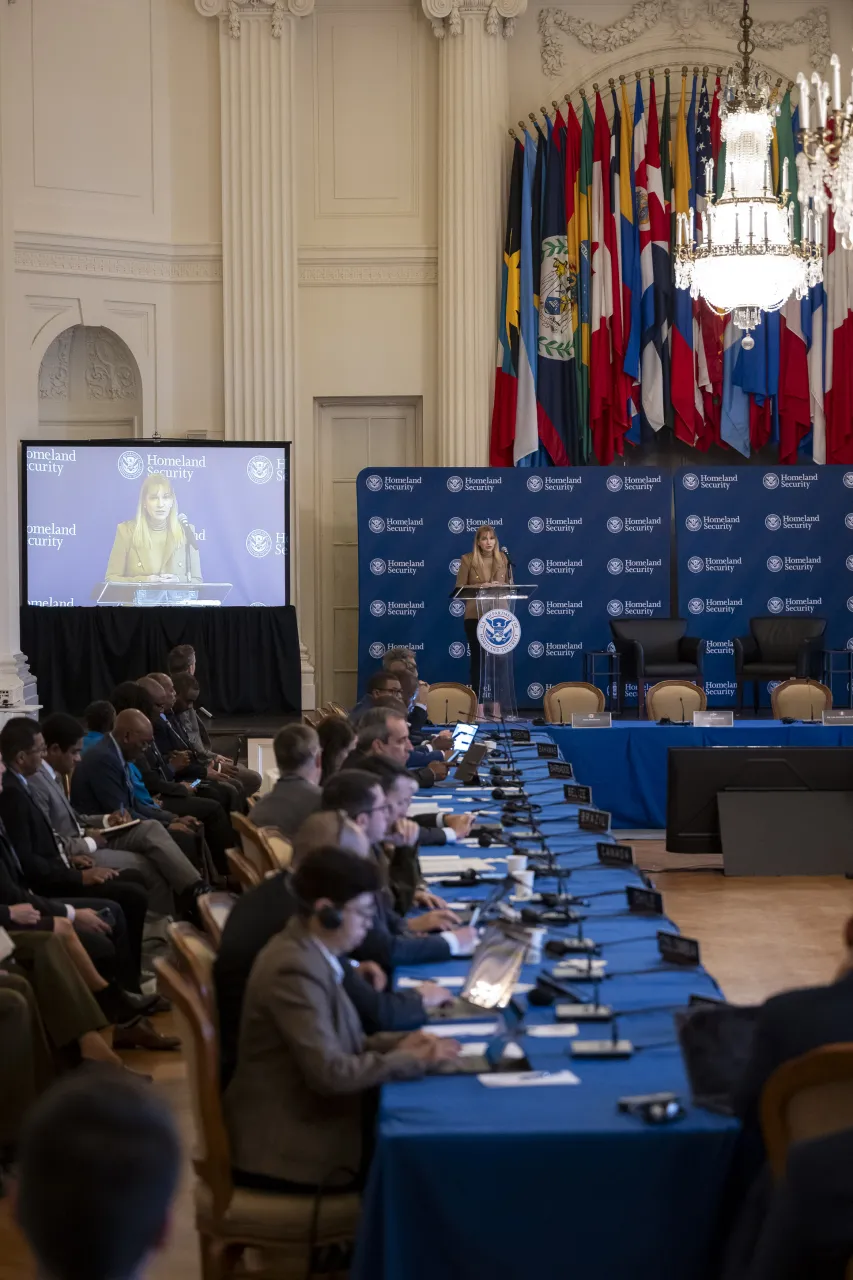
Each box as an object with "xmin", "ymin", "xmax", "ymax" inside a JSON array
[{"xmin": 179, "ymin": 513, "xmax": 200, "ymax": 548}]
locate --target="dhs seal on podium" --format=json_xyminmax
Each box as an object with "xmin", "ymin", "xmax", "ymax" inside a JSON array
[{"xmin": 476, "ymin": 608, "xmax": 521, "ymax": 656}]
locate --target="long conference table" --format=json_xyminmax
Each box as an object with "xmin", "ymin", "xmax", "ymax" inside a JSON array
[
  {"xmin": 351, "ymin": 727, "xmax": 740, "ymax": 1280},
  {"xmin": 548, "ymin": 720, "xmax": 853, "ymax": 829}
]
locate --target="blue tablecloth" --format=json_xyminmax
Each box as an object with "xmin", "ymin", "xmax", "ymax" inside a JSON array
[
  {"xmin": 548, "ymin": 721, "xmax": 853, "ymax": 829},
  {"xmin": 351, "ymin": 732, "xmax": 740, "ymax": 1280}
]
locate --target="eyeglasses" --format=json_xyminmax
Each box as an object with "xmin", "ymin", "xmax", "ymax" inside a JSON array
[
  {"xmin": 368, "ymin": 800, "xmax": 391, "ymax": 814},
  {"xmin": 346, "ymin": 904, "xmax": 376, "ymax": 925}
]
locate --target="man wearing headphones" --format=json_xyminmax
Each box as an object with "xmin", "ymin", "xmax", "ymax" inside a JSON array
[{"xmin": 224, "ymin": 846, "xmax": 459, "ymax": 1193}]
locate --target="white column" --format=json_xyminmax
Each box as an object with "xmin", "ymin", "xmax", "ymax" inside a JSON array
[{"xmin": 423, "ymin": 0, "xmax": 525, "ymax": 466}]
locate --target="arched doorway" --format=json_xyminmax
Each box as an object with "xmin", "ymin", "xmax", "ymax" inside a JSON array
[{"xmin": 38, "ymin": 325, "xmax": 142, "ymax": 439}]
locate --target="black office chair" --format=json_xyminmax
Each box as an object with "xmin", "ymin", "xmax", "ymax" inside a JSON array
[
  {"xmin": 609, "ymin": 619, "xmax": 705, "ymax": 718},
  {"xmin": 734, "ymin": 616, "xmax": 826, "ymax": 713}
]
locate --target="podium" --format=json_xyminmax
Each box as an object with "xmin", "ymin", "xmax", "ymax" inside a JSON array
[
  {"xmin": 452, "ymin": 583, "xmax": 537, "ymax": 721},
  {"xmin": 94, "ymin": 581, "xmax": 233, "ymax": 607}
]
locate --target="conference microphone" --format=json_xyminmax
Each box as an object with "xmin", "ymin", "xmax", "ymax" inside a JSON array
[
  {"xmin": 500, "ymin": 544, "xmax": 515, "ymax": 569},
  {"xmin": 179, "ymin": 513, "xmax": 200, "ymax": 548}
]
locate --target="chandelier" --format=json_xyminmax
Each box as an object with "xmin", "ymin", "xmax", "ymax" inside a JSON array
[
  {"xmin": 674, "ymin": 0, "xmax": 821, "ymax": 348},
  {"xmin": 795, "ymin": 55, "xmax": 853, "ymax": 248}
]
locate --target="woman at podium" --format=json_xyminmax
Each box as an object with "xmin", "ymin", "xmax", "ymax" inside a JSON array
[
  {"xmin": 455, "ymin": 525, "xmax": 511, "ymax": 700},
  {"xmin": 105, "ymin": 472, "xmax": 202, "ymax": 586}
]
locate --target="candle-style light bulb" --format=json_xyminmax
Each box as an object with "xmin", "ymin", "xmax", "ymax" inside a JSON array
[
  {"xmin": 782, "ymin": 156, "xmax": 789, "ymax": 192},
  {"xmin": 749, "ymin": 204, "xmax": 754, "ymax": 243},
  {"xmin": 688, "ymin": 208, "xmax": 694, "ymax": 244},
  {"xmin": 797, "ymin": 73, "xmax": 811, "ymax": 130},
  {"xmin": 816, "ymin": 212, "xmax": 822, "ymax": 247},
  {"xmin": 831, "ymin": 53, "xmax": 842, "ymax": 111}
]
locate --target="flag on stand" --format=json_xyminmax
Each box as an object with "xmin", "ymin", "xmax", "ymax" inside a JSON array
[
  {"xmin": 608, "ymin": 88, "xmax": 630, "ymax": 450},
  {"xmin": 672, "ymin": 73, "xmax": 699, "ymax": 445},
  {"xmin": 514, "ymin": 131, "xmax": 541, "ymax": 463},
  {"xmin": 623, "ymin": 80, "xmax": 643, "ymax": 443},
  {"xmin": 721, "ymin": 321, "xmax": 750, "ymax": 456},
  {"xmin": 695, "ymin": 73, "xmax": 722, "ymax": 447},
  {"xmin": 776, "ymin": 91, "xmax": 811, "ymax": 463},
  {"xmin": 590, "ymin": 90, "xmax": 619, "ymax": 463},
  {"xmin": 489, "ymin": 137, "xmax": 523, "ymax": 466},
  {"xmin": 825, "ymin": 217, "xmax": 853, "ymax": 463},
  {"xmin": 639, "ymin": 75, "xmax": 670, "ymax": 432},
  {"xmin": 578, "ymin": 97, "xmax": 595, "ymax": 460},
  {"xmin": 566, "ymin": 103, "xmax": 590, "ymax": 461}
]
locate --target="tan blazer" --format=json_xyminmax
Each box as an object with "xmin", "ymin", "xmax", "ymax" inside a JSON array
[
  {"xmin": 454, "ymin": 551, "xmax": 511, "ymax": 620},
  {"xmin": 223, "ymin": 916, "xmax": 424, "ymax": 1187},
  {"xmin": 104, "ymin": 520, "xmax": 202, "ymax": 583}
]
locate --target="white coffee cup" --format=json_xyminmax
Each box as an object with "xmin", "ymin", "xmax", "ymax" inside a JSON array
[
  {"xmin": 514, "ymin": 869, "xmax": 535, "ymax": 900},
  {"xmin": 525, "ymin": 926, "xmax": 547, "ymax": 965},
  {"xmin": 507, "ymin": 854, "xmax": 528, "ymax": 877}
]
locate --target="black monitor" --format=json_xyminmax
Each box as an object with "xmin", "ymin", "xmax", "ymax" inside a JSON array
[{"xmin": 666, "ymin": 747, "xmax": 853, "ymax": 854}]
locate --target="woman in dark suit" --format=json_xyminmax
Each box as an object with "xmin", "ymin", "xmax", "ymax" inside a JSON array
[{"xmin": 454, "ymin": 525, "xmax": 511, "ymax": 708}]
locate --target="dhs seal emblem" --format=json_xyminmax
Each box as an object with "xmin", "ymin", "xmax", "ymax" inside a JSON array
[
  {"xmin": 369, "ymin": 642, "xmax": 386, "ymax": 659},
  {"xmin": 844, "ymin": 473, "xmax": 853, "ymax": 488},
  {"xmin": 682, "ymin": 473, "xmax": 700, "ymax": 490},
  {"xmin": 606, "ymin": 475, "xmax": 624, "ymax": 492},
  {"xmin": 767, "ymin": 597, "xmax": 785, "ymax": 614},
  {"xmin": 763, "ymin": 473, "xmax": 780, "ymax": 490},
  {"xmin": 449, "ymin": 641, "xmax": 467, "ymax": 659},
  {"xmin": 365, "ymin": 474, "xmax": 383, "ymax": 492},
  {"xmin": 528, "ymin": 558, "xmax": 545, "ymax": 576},
  {"xmin": 687, "ymin": 556, "xmax": 705, "ymax": 573},
  {"xmin": 527, "ymin": 641, "xmax": 545, "ymax": 658},
  {"xmin": 685, "ymin": 515, "xmax": 702, "ymax": 532},
  {"xmin": 527, "ymin": 683, "xmax": 545, "ymax": 700},
  {"xmin": 848, "ymin": 598, "xmax": 853, "ymax": 613},
  {"xmin": 528, "ymin": 599, "xmax": 545, "ymax": 617},
  {"xmin": 476, "ymin": 609, "xmax": 522, "ymax": 656},
  {"xmin": 847, "ymin": 638, "xmax": 853, "ymax": 650},
  {"xmin": 449, "ymin": 558, "xmax": 462, "ymax": 575},
  {"xmin": 368, "ymin": 517, "xmax": 386, "ymax": 534},
  {"xmin": 247, "ymin": 455, "xmax": 273, "ymax": 485},
  {"xmin": 526, "ymin": 476, "xmax": 544, "ymax": 493},
  {"xmin": 528, "ymin": 517, "xmax": 545, "ymax": 533},
  {"xmin": 767, "ymin": 556, "xmax": 784, "ymax": 572},
  {"xmin": 117, "ymin": 450, "xmax": 144, "ymax": 481},
  {"xmin": 607, "ymin": 600, "xmax": 624, "ymax": 617},
  {"xmin": 765, "ymin": 514, "xmax": 782, "ymax": 531},
  {"xmin": 449, "ymin": 600, "xmax": 466, "ymax": 617},
  {"xmin": 369, "ymin": 600, "xmax": 387, "ymax": 617},
  {"xmin": 446, "ymin": 475, "xmax": 464, "ymax": 494},
  {"xmin": 246, "ymin": 529, "xmax": 272, "ymax": 558},
  {"xmin": 845, "ymin": 514, "xmax": 853, "ymax": 531},
  {"xmin": 607, "ymin": 517, "xmax": 624, "ymax": 533},
  {"xmin": 688, "ymin": 598, "xmax": 705, "ymax": 615},
  {"xmin": 369, "ymin": 558, "xmax": 387, "ymax": 575},
  {"xmin": 447, "ymin": 517, "xmax": 466, "ymax": 534},
  {"xmin": 846, "ymin": 556, "xmax": 853, "ymax": 571},
  {"xmin": 607, "ymin": 558, "xmax": 624, "ymax": 575}
]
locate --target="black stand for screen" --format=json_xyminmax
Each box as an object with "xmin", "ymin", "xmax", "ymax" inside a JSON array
[{"xmin": 718, "ymin": 790, "xmax": 853, "ymax": 875}]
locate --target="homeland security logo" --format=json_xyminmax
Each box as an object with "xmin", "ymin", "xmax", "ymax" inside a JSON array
[
  {"xmin": 688, "ymin": 598, "xmax": 705, "ymax": 614},
  {"xmin": 607, "ymin": 600, "xmax": 624, "ymax": 616},
  {"xmin": 527, "ymin": 683, "xmax": 545, "ymax": 700},
  {"xmin": 765, "ymin": 514, "xmax": 782, "ymax": 531},
  {"xmin": 845, "ymin": 473, "xmax": 853, "ymax": 488},
  {"xmin": 528, "ymin": 599, "xmax": 545, "ymax": 616},
  {"xmin": 446, "ymin": 476, "xmax": 464, "ymax": 493},
  {"xmin": 247, "ymin": 455, "xmax": 273, "ymax": 485},
  {"xmin": 763, "ymin": 473, "xmax": 780, "ymax": 490},
  {"xmin": 449, "ymin": 600, "xmax": 466, "ymax": 617},
  {"xmin": 369, "ymin": 642, "xmax": 386, "ymax": 659},
  {"xmin": 607, "ymin": 558, "xmax": 624, "ymax": 575},
  {"xmin": 477, "ymin": 609, "xmax": 522, "ymax": 656},
  {"xmin": 449, "ymin": 558, "xmax": 461, "ymax": 575},
  {"xmin": 606, "ymin": 476, "xmax": 623, "ymax": 492},
  {"xmin": 846, "ymin": 556, "xmax": 853, "ymax": 571},
  {"xmin": 448, "ymin": 517, "xmax": 466, "ymax": 534},
  {"xmin": 369, "ymin": 558, "xmax": 387, "ymax": 575},
  {"xmin": 607, "ymin": 517, "xmax": 624, "ymax": 533},
  {"xmin": 528, "ymin": 517, "xmax": 545, "ymax": 533},
  {"xmin": 246, "ymin": 529, "xmax": 272, "ymax": 558},
  {"xmin": 118, "ymin": 450, "xmax": 144, "ymax": 480},
  {"xmin": 449, "ymin": 641, "xmax": 467, "ymax": 658},
  {"xmin": 528, "ymin": 558, "xmax": 545, "ymax": 576},
  {"xmin": 526, "ymin": 476, "xmax": 544, "ymax": 493},
  {"xmin": 365, "ymin": 475, "xmax": 383, "ymax": 492},
  {"xmin": 368, "ymin": 517, "xmax": 386, "ymax": 534},
  {"xmin": 369, "ymin": 601, "xmax": 387, "ymax": 617},
  {"xmin": 767, "ymin": 556, "xmax": 784, "ymax": 572},
  {"xmin": 685, "ymin": 515, "xmax": 702, "ymax": 532},
  {"xmin": 767, "ymin": 597, "xmax": 785, "ymax": 614},
  {"xmin": 847, "ymin": 599, "xmax": 853, "ymax": 613},
  {"xmin": 682, "ymin": 473, "xmax": 700, "ymax": 491},
  {"xmin": 846, "ymin": 515, "xmax": 853, "ymax": 531},
  {"xmin": 687, "ymin": 556, "xmax": 705, "ymax": 573},
  {"xmin": 528, "ymin": 641, "xmax": 545, "ymax": 658}
]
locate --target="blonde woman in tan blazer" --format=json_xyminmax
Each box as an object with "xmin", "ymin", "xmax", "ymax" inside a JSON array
[
  {"xmin": 454, "ymin": 525, "xmax": 511, "ymax": 705},
  {"xmin": 104, "ymin": 472, "xmax": 201, "ymax": 585},
  {"xmin": 224, "ymin": 846, "xmax": 459, "ymax": 1193}
]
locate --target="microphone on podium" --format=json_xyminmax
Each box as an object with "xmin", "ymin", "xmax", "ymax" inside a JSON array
[{"xmin": 179, "ymin": 514, "xmax": 200, "ymax": 548}]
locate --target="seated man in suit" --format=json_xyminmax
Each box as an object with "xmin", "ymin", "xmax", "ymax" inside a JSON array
[
  {"xmin": 14, "ymin": 1071, "xmax": 181, "ymax": 1280},
  {"xmin": 170, "ymin": 671, "xmax": 262, "ymax": 797},
  {"xmin": 347, "ymin": 709, "xmax": 445, "ymax": 789},
  {"xmin": 143, "ymin": 672, "xmax": 244, "ymax": 814},
  {"xmin": 224, "ymin": 846, "xmax": 459, "ymax": 1192},
  {"xmin": 381, "ymin": 647, "xmax": 453, "ymax": 754},
  {"xmin": 249, "ymin": 724, "xmax": 323, "ymax": 836},
  {"xmin": 33, "ymin": 712, "xmax": 203, "ymax": 920},
  {"xmin": 349, "ymin": 671, "xmax": 406, "ymax": 723}
]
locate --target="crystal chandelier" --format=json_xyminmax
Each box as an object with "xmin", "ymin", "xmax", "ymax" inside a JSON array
[
  {"xmin": 795, "ymin": 55, "xmax": 853, "ymax": 247},
  {"xmin": 674, "ymin": 0, "xmax": 821, "ymax": 348}
]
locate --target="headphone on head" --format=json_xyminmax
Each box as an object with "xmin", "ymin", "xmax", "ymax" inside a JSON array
[{"xmin": 316, "ymin": 903, "xmax": 344, "ymax": 930}]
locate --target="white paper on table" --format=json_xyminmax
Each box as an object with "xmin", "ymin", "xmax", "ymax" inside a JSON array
[
  {"xmin": 459, "ymin": 1042, "xmax": 489, "ymax": 1056},
  {"xmin": 553, "ymin": 959, "xmax": 607, "ymax": 977},
  {"xmin": 429, "ymin": 1022, "xmax": 498, "ymax": 1037},
  {"xmin": 419, "ymin": 858, "xmax": 498, "ymax": 874},
  {"xmin": 478, "ymin": 1070, "xmax": 581, "ymax": 1088},
  {"xmin": 397, "ymin": 975, "xmax": 466, "ymax": 989},
  {"xmin": 528, "ymin": 1023, "xmax": 579, "ymax": 1038},
  {"xmin": 408, "ymin": 802, "xmax": 440, "ymax": 816}
]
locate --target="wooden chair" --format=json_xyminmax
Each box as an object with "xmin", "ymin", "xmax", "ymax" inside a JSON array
[
  {"xmin": 543, "ymin": 682, "xmax": 605, "ymax": 723},
  {"xmin": 760, "ymin": 1043, "xmax": 853, "ymax": 1179},
  {"xmin": 645, "ymin": 680, "xmax": 708, "ymax": 723},
  {"xmin": 257, "ymin": 827, "xmax": 293, "ymax": 871},
  {"xmin": 230, "ymin": 813, "xmax": 279, "ymax": 879},
  {"xmin": 425, "ymin": 682, "xmax": 477, "ymax": 724},
  {"xmin": 302, "ymin": 710, "xmax": 323, "ymax": 727},
  {"xmin": 167, "ymin": 921, "xmax": 218, "ymax": 1020},
  {"xmin": 320, "ymin": 702, "xmax": 348, "ymax": 719},
  {"xmin": 226, "ymin": 848, "xmax": 262, "ymax": 893},
  {"xmin": 154, "ymin": 954, "xmax": 360, "ymax": 1280},
  {"xmin": 770, "ymin": 677, "xmax": 832, "ymax": 721},
  {"xmin": 196, "ymin": 892, "xmax": 237, "ymax": 950}
]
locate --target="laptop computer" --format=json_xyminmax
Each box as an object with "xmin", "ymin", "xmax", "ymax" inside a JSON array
[
  {"xmin": 428, "ymin": 919, "xmax": 530, "ymax": 1021},
  {"xmin": 447, "ymin": 721, "xmax": 478, "ymax": 763},
  {"xmin": 439, "ymin": 999, "xmax": 532, "ymax": 1074}
]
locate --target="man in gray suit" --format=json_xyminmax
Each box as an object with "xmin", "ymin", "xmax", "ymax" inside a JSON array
[
  {"xmin": 33, "ymin": 713, "xmax": 203, "ymax": 918},
  {"xmin": 224, "ymin": 846, "xmax": 459, "ymax": 1192},
  {"xmin": 249, "ymin": 724, "xmax": 323, "ymax": 837}
]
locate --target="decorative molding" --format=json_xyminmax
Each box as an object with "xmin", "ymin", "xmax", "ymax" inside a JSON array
[
  {"xmin": 15, "ymin": 235, "xmax": 222, "ymax": 284},
  {"xmin": 195, "ymin": 0, "xmax": 314, "ymax": 36},
  {"xmin": 422, "ymin": 0, "xmax": 526, "ymax": 39},
  {"xmin": 298, "ymin": 248, "xmax": 437, "ymax": 286},
  {"xmin": 85, "ymin": 328, "xmax": 139, "ymax": 401},
  {"xmin": 538, "ymin": 0, "xmax": 831, "ymax": 77},
  {"xmin": 38, "ymin": 328, "xmax": 72, "ymax": 400}
]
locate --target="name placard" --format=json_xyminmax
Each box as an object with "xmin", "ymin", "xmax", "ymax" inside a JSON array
[
  {"xmin": 537, "ymin": 742, "xmax": 559, "ymax": 758},
  {"xmin": 657, "ymin": 931, "xmax": 701, "ymax": 967},
  {"xmin": 510, "ymin": 728, "xmax": 531, "ymax": 743},
  {"xmin": 693, "ymin": 710, "xmax": 733, "ymax": 727},
  {"xmin": 822, "ymin": 710, "xmax": 853, "ymax": 725},
  {"xmin": 578, "ymin": 806, "xmax": 612, "ymax": 834},
  {"xmin": 564, "ymin": 783, "xmax": 592, "ymax": 805},
  {"xmin": 547, "ymin": 760, "xmax": 574, "ymax": 780},
  {"xmin": 571, "ymin": 712, "xmax": 612, "ymax": 729},
  {"xmin": 626, "ymin": 886, "xmax": 664, "ymax": 915},
  {"xmin": 597, "ymin": 841, "xmax": 634, "ymax": 867}
]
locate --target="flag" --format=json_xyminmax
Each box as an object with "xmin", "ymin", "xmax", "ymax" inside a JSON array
[
  {"xmin": 623, "ymin": 81, "xmax": 643, "ymax": 443},
  {"xmin": 639, "ymin": 76, "xmax": 670, "ymax": 431},
  {"xmin": 672, "ymin": 73, "xmax": 700, "ymax": 445},
  {"xmin": 520, "ymin": 121, "xmax": 550, "ymax": 467},
  {"xmin": 776, "ymin": 92, "xmax": 811, "ymax": 463},
  {"xmin": 825, "ymin": 216, "xmax": 853, "ymax": 463},
  {"xmin": 721, "ymin": 321, "xmax": 750, "ymax": 456},
  {"xmin": 566, "ymin": 103, "xmax": 590, "ymax": 461},
  {"xmin": 590, "ymin": 90, "xmax": 618, "ymax": 463},
  {"xmin": 489, "ymin": 137, "xmax": 523, "ymax": 466},
  {"xmin": 695, "ymin": 74, "xmax": 722, "ymax": 447},
  {"xmin": 537, "ymin": 113, "xmax": 580, "ymax": 464},
  {"xmin": 514, "ymin": 131, "xmax": 540, "ymax": 463},
  {"xmin": 660, "ymin": 72, "xmax": 675, "ymax": 433},
  {"xmin": 578, "ymin": 97, "xmax": 594, "ymax": 461},
  {"xmin": 609, "ymin": 88, "xmax": 630, "ymax": 450},
  {"xmin": 739, "ymin": 310, "xmax": 780, "ymax": 451}
]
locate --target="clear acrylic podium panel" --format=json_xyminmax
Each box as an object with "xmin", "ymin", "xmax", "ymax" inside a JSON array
[{"xmin": 452, "ymin": 585, "xmax": 536, "ymax": 723}]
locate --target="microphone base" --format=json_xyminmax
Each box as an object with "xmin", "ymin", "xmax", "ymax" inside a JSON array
[
  {"xmin": 571, "ymin": 1038, "xmax": 633, "ymax": 1058},
  {"xmin": 556, "ymin": 1002, "xmax": 614, "ymax": 1022}
]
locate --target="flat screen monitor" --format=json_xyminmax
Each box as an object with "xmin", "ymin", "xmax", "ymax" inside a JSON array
[
  {"xmin": 22, "ymin": 440, "xmax": 290, "ymax": 608},
  {"xmin": 666, "ymin": 746, "xmax": 853, "ymax": 853}
]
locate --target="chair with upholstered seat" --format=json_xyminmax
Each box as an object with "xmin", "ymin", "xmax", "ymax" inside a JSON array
[
  {"xmin": 155, "ymin": 951, "xmax": 360, "ymax": 1280},
  {"xmin": 645, "ymin": 680, "xmax": 707, "ymax": 723},
  {"xmin": 231, "ymin": 813, "xmax": 281, "ymax": 879},
  {"xmin": 735, "ymin": 616, "xmax": 827, "ymax": 712},
  {"xmin": 761, "ymin": 1043, "xmax": 853, "ymax": 1179},
  {"xmin": 196, "ymin": 893, "xmax": 237, "ymax": 950},
  {"xmin": 257, "ymin": 828, "xmax": 293, "ymax": 871},
  {"xmin": 543, "ymin": 682, "xmax": 605, "ymax": 723},
  {"xmin": 770, "ymin": 678, "xmax": 832, "ymax": 722},
  {"xmin": 425, "ymin": 682, "xmax": 477, "ymax": 724},
  {"xmin": 609, "ymin": 619, "xmax": 706, "ymax": 717}
]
